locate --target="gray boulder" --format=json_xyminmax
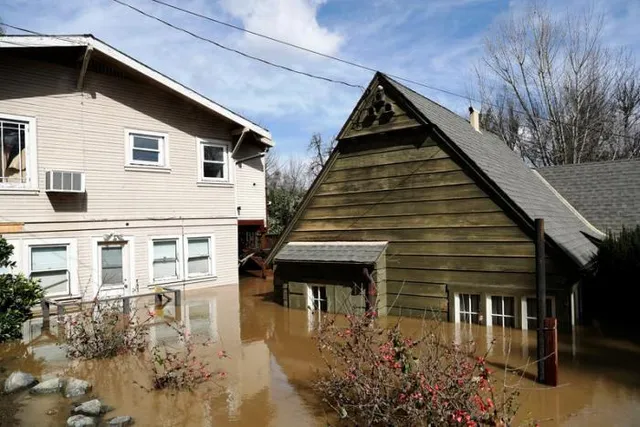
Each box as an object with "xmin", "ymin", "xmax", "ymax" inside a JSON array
[
  {"xmin": 3, "ymin": 371, "xmax": 37, "ymax": 393},
  {"xmin": 108, "ymin": 416, "xmax": 134, "ymax": 426},
  {"xmin": 30, "ymin": 377, "xmax": 64, "ymax": 394},
  {"xmin": 72, "ymin": 399, "xmax": 102, "ymax": 416},
  {"xmin": 64, "ymin": 378, "xmax": 91, "ymax": 398},
  {"xmin": 66, "ymin": 415, "xmax": 96, "ymax": 427}
]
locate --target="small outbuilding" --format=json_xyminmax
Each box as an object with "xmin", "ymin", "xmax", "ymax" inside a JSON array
[{"xmin": 268, "ymin": 73, "xmax": 602, "ymax": 331}]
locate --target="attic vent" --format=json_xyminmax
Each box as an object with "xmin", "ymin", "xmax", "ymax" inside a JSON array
[{"xmin": 45, "ymin": 170, "xmax": 85, "ymax": 193}]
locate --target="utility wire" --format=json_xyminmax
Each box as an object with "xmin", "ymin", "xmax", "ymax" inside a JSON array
[{"xmin": 110, "ymin": 0, "xmax": 363, "ymax": 89}]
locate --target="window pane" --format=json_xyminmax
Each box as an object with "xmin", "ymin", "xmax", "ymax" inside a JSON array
[
  {"xmin": 188, "ymin": 258, "xmax": 209, "ymax": 275},
  {"xmin": 132, "ymin": 149, "xmax": 159, "ymax": 163},
  {"xmin": 133, "ymin": 135, "xmax": 159, "ymax": 150},
  {"xmin": 1, "ymin": 121, "xmax": 27, "ymax": 183},
  {"xmin": 102, "ymin": 247, "xmax": 123, "ymax": 285},
  {"xmin": 503, "ymin": 297, "xmax": 515, "ymax": 316},
  {"xmin": 491, "ymin": 296, "xmax": 502, "ymax": 315},
  {"xmin": 154, "ymin": 241, "xmax": 176, "ymax": 260},
  {"xmin": 459, "ymin": 294, "xmax": 468, "ymax": 312},
  {"xmin": 188, "ymin": 238, "xmax": 209, "ymax": 258},
  {"xmin": 203, "ymin": 162, "xmax": 224, "ymax": 178},
  {"xmin": 470, "ymin": 295, "xmax": 480, "ymax": 312},
  {"xmin": 32, "ymin": 271, "xmax": 69, "ymax": 296},
  {"xmin": 203, "ymin": 145, "xmax": 224, "ymax": 161},
  {"xmin": 154, "ymin": 260, "xmax": 177, "ymax": 279},
  {"xmin": 31, "ymin": 246, "xmax": 67, "ymax": 271}
]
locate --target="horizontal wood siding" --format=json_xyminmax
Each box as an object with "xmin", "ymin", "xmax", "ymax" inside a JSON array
[
  {"xmin": 235, "ymin": 143, "xmax": 266, "ymax": 222},
  {"xmin": 279, "ymin": 131, "xmax": 572, "ymax": 318}
]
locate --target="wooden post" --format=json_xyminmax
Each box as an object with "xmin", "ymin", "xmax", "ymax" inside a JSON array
[
  {"xmin": 535, "ymin": 218, "xmax": 547, "ymax": 384},
  {"xmin": 174, "ymin": 290, "xmax": 182, "ymax": 321},
  {"xmin": 362, "ymin": 267, "xmax": 377, "ymax": 317},
  {"xmin": 57, "ymin": 304, "xmax": 66, "ymax": 324},
  {"xmin": 41, "ymin": 300, "xmax": 50, "ymax": 330},
  {"xmin": 122, "ymin": 297, "xmax": 131, "ymax": 317},
  {"xmin": 543, "ymin": 317, "xmax": 558, "ymax": 386}
]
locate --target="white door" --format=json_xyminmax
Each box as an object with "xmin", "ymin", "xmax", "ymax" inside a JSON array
[{"xmin": 97, "ymin": 242, "xmax": 131, "ymax": 299}]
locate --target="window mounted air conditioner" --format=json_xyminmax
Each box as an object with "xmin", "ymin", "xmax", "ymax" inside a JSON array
[{"xmin": 45, "ymin": 170, "xmax": 85, "ymax": 193}]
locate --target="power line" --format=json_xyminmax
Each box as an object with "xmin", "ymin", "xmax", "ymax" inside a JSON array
[{"xmin": 110, "ymin": 0, "xmax": 363, "ymax": 89}]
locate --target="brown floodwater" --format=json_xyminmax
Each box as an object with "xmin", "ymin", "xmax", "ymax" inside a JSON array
[{"xmin": 1, "ymin": 272, "xmax": 640, "ymax": 427}]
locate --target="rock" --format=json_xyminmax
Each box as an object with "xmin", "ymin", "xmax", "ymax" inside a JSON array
[
  {"xmin": 46, "ymin": 408, "xmax": 59, "ymax": 416},
  {"xmin": 30, "ymin": 377, "xmax": 64, "ymax": 394},
  {"xmin": 3, "ymin": 371, "xmax": 37, "ymax": 393},
  {"xmin": 108, "ymin": 416, "xmax": 134, "ymax": 426},
  {"xmin": 64, "ymin": 378, "xmax": 91, "ymax": 398},
  {"xmin": 72, "ymin": 399, "xmax": 102, "ymax": 416},
  {"xmin": 66, "ymin": 415, "xmax": 96, "ymax": 427}
]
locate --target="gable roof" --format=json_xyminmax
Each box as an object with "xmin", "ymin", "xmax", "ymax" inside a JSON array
[
  {"xmin": 537, "ymin": 159, "xmax": 640, "ymax": 232},
  {"xmin": 381, "ymin": 73, "xmax": 600, "ymax": 267},
  {"xmin": 0, "ymin": 34, "xmax": 273, "ymax": 144}
]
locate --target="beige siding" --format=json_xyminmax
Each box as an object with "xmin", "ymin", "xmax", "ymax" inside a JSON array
[
  {"xmin": 0, "ymin": 55, "xmax": 255, "ymax": 222},
  {"xmin": 234, "ymin": 143, "xmax": 266, "ymax": 222}
]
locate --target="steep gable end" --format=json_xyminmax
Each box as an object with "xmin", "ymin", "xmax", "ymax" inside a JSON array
[{"xmin": 338, "ymin": 77, "xmax": 422, "ymax": 140}]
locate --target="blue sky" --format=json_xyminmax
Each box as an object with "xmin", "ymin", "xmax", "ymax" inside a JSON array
[{"xmin": 2, "ymin": 0, "xmax": 640, "ymax": 159}]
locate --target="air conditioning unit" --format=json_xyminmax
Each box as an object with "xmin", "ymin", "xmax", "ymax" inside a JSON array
[{"xmin": 45, "ymin": 170, "xmax": 85, "ymax": 193}]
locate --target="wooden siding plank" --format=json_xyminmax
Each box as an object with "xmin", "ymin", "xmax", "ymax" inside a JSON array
[
  {"xmin": 386, "ymin": 268, "xmax": 536, "ymax": 287},
  {"xmin": 387, "ymin": 295, "xmax": 448, "ymax": 312},
  {"xmin": 331, "ymin": 146, "xmax": 448, "ymax": 170},
  {"xmin": 338, "ymin": 137, "xmax": 436, "ymax": 158},
  {"xmin": 324, "ymin": 158, "xmax": 460, "ymax": 183},
  {"xmin": 308, "ymin": 184, "xmax": 486, "ymax": 208},
  {"xmin": 386, "ymin": 281, "xmax": 447, "ymax": 298},
  {"xmin": 316, "ymin": 170, "xmax": 473, "ymax": 195},
  {"xmin": 295, "ymin": 212, "xmax": 516, "ymax": 232},
  {"xmin": 387, "ymin": 306, "xmax": 446, "ymax": 320},
  {"xmin": 288, "ymin": 226, "xmax": 530, "ymax": 242},
  {"xmin": 386, "ymin": 255, "xmax": 536, "ymax": 273},
  {"xmin": 387, "ymin": 242, "xmax": 536, "ymax": 257},
  {"xmin": 303, "ymin": 198, "xmax": 500, "ymax": 219}
]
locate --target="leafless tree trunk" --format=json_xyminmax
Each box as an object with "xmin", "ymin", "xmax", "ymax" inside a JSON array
[
  {"xmin": 477, "ymin": 1, "xmax": 640, "ymax": 166},
  {"xmin": 307, "ymin": 133, "xmax": 336, "ymax": 177}
]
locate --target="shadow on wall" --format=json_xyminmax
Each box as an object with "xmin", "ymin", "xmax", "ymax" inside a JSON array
[{"xmin": 46, "ymin": 192, "xmax": 88, "ymax": 212}]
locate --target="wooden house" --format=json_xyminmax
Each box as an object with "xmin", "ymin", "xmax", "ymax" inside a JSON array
[{"xmin": 266, "ymin": 73, "xmax": 602, "ymax": 331}]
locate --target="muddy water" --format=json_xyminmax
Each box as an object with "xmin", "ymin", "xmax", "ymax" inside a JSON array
[{"xmin": 1, "ymin": 272, "xmax": 640, "ymax": 426}]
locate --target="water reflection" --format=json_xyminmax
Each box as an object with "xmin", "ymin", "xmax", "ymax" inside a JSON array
[{"xmin": 3, "ymin": 273, "xmax": 640, "ymax": 426}]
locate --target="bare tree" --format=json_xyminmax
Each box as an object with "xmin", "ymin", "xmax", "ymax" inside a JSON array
[
  {"xmin": 477, "ymin": 1, "xmax": 640, "ymax": 166},
  {"xmin": 307, "ymin": 133, "xmax": 337, "ymax": 177}
]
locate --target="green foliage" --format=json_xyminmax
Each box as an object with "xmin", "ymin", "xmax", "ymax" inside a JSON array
[
  {"xmin": 0, "ymin": 237, "xmax": 44, "ymax": 342},
  {"xmin": 588, "ymin": 226, "xmax": 640, "ymax": 329}
]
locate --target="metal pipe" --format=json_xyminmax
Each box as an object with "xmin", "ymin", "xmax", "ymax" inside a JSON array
[
  {"xmin": 235, "ymin": 152, "xmax": 266, "ymax": 164},
  {"xmin": 535, "ymin": 218, "xmax": 546, "ymax": 384}
]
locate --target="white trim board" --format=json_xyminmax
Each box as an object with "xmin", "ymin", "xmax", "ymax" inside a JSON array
[{"xmin": 0, "ymin": 35, "xmax": 273, "ymax": 144}]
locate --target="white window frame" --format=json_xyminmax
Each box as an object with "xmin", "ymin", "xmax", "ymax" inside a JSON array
[
  {"xmin": 197, "ymin": 138, "xmax": 231, "ymax": 183},
  {"xmin": 183, "ymin": 234, "xmax": 216, "ymax": 279},
  {"xmin": 149, "ymin": 236, "xmax": 182, "ymax": 284},
  {"xmin": 0, "ymin": 113, "xmax": 38, "ymax": 190},
  {"xmin": 457, "ymin": 293, "xmax": 481, "ymax": 325},
  {"xmin": 522, "ymin": 295, "xmax": 556, "ymax": 331},
  {"xmin": 125, "ymin": 129, "xmax": 169, "ymax": 169},
  {"xmin": 488, "ymin": 295, "xmax": 517, "ymax": 328},
  {"xmin": 23, "ymin": 238, "xmax": 79, "ymax": 298}
]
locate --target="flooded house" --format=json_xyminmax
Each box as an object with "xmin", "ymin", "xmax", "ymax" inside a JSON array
[
  {"xmin": 0, "ymin": 35, "xmax": 272, "ymax": 300},
  {"xmin": 267, "ymin": 72, "xmax": 603, "ymax": 331}
]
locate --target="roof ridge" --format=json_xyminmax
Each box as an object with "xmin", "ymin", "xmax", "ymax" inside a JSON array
[{"xmin": 537, "ymin": 157, "xmax": 640, "ymax": 170}]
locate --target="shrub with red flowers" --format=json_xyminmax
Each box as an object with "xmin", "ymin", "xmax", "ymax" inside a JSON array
[
  {"xmin": 149, "ymin": 321, "xmax": 228, "ymax": 390},
  {"xmin": 314, "ymin": 312, "xmax": 519, "ymax": 426},
  {"xmin": 63, "ymin": 299, "xmax": 150, "ymax": 359}
]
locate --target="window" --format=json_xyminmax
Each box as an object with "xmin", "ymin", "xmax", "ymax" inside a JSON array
[
  {"xmin": 310, "ymin": 286, "xmax": 328, "ymax": 312},
  {"xmin": 152, "ymin": 239, "xmax": 179, "ymax": 282},
  {"xmin": 126, "ymin": 130, "xmax": 168, "ymax": 167},
  {"xmin": 30, "ymin": 245, "xmax": 70, "ymax": 297},
  {"xmin": 186, "ymin": 237, "xmax": 211, "ymax": 277},
  {"xmin": 1, "ymin": 115, "xmax": 36, "ymax": 189},
  {"xmin": 459, "ymin": 294, "xmax": 480, "ymax": 324},
  {"xmin": 491, "ymin": 296, "xmax": 516, "ymax": 328},
  {"xmin": 199, "ymin": 140, "xmax": 229, "ymax": 181},
  {"xmin": 525, "ymin": 297, "xmax": 554, "ymax": 330},
  {"xmin": 101, "ymin": 245, "xmax": 124, "ymax": 286}
]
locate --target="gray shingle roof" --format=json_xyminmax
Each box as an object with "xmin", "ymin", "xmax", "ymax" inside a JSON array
[
  {"xmin": 384, "ymin": 74, "xmax": 599, "ymax": 267},
  {"xmin": 537, "ymin": 159, "xmax": 640, "ymax": 233},
  {"xmin": 275, "ymin": 242, "xmax": 388, "ymax": 264}
]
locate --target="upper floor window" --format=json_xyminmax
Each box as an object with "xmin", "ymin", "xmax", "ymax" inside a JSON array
[
  {"xmin": 198, "ymin": 139, "xmax": 229, "ymax": 182},
  {"xmin": 1, "ymin": 114, "xmax": 36, "ymax": 189},
  {"xmin": 126, "ymin": 130, "xmax": 168, "ymax": 168}
]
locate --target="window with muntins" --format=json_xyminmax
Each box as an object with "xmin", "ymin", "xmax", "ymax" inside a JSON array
[
  {"xmin": 311, "ymin": 286, "xmax": 328, "ymax": 312},
  {"xmin": 525, "ymin": 297, "xmax": 554, "ymax": 330},
  {"xmin": 200, "ymin": 141, "xmax": 228, "ymax": 181},
  {"xmin": 1, "ymin": 117, "xmax": 30, "ymax": 187},
  {"xmin": 30, "ymin": 246, "xmax": 70, "ymax": 297},
  {"xmin": 152, "ymin": 240, "xmax": 179, "ymax": 281},
  {"xmin": 491, "ymin": 296, "xmax": 516, "ymax": 328},
  {"xmin": 459, "ymin": 293, "xmax": 480, "ymax": 324},
  {"xmin": 187, "ymin": 237, "xmax": 211, "ymax": 277},
  {"xmin": 128, "ymin": 131, "xmax": 166, "ymax": 167}
]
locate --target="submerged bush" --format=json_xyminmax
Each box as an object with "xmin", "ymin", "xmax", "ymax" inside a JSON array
[
  {"xmin": 148, "ymin": 322, "xmax": 227, "ymax": 390},
  {"xmin": 63, "ymin": 300, "xmax": 150, "ymax": 359},
  {"xmin": 0, "ymin": 238, "xmax": 44, "ymax": 342},
  {"xmin": 314, "ymin": 312, "xmax": 519, "ymax": 426}
]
